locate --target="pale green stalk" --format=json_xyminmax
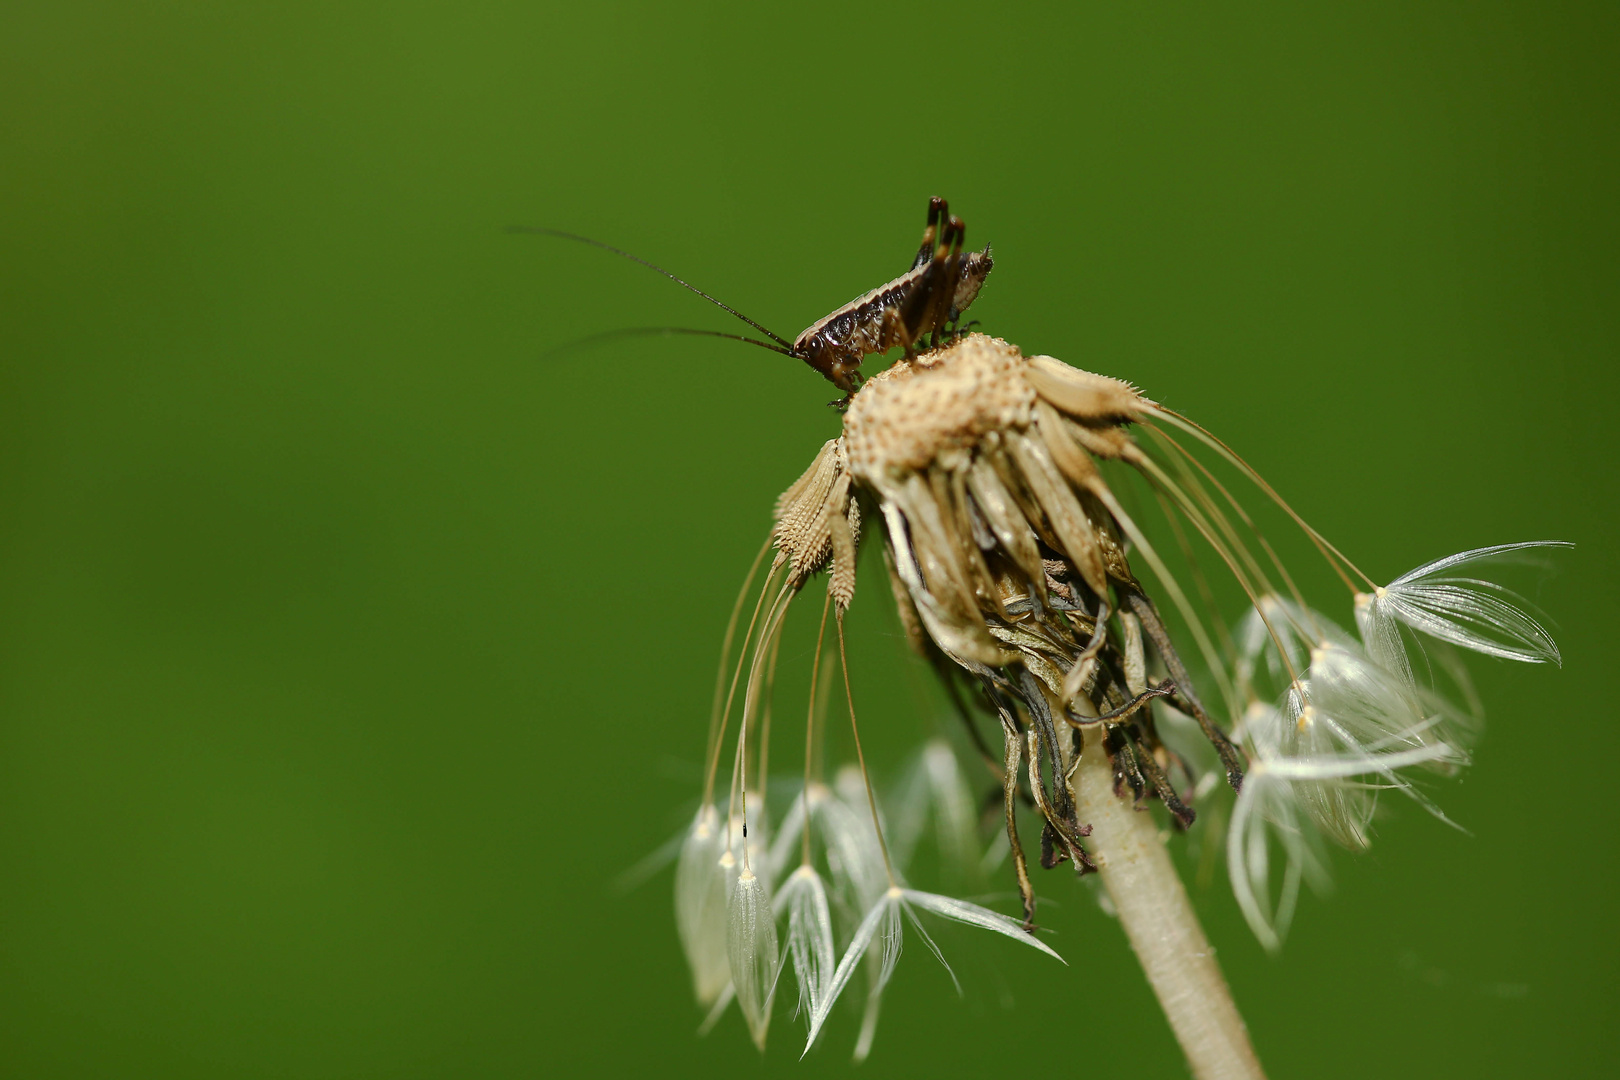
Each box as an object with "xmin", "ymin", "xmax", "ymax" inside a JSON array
[{"xmin": 1074, "ymin": 727, "xmax": 1265, "ymax": 1080}]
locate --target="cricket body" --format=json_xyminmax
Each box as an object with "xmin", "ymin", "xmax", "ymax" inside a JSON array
[
  {"xmin": 790, "ymin": 196, "xmax": 994, "ymax": 397},
  {"xmin": 510, "ymin": 196, "xmax": 994, "ymax": 404}
]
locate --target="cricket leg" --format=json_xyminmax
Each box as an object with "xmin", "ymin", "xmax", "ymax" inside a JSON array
[
  {"xmin": 910, "ymin": 196, "xmax": 947, "ymax": 271},
  {"xmin": 928, "ymin": 216, "xmax": 966, "ymax": 348}
]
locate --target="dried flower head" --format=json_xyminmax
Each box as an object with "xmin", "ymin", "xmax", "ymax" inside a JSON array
[{"xmin": 672, "ymin": 332, "xmax": 1567, "ymax": 1064}]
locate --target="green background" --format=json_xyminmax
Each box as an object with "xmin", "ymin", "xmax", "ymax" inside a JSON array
[{"xmin": 3, "ymin": 3, "xmax": 1615, "ymax": 1077}]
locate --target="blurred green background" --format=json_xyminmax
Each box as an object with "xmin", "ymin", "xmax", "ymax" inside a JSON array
[{"xmin": 3, "ymin": 2, "xmax": 1615, "ymax": 1077}]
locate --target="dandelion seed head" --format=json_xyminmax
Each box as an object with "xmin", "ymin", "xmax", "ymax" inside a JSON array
[
  {"xmin": 841, "ymin": 336, "xmax": 1038, "ymax": 477},
  {"xmin": 668, "ymin": 325, "xmax": 1568, "ymax": 1051}
]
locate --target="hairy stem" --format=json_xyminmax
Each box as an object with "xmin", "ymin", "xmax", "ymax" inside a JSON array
[{"xmin": 1076, "ymin": 727, "xmax": 1265, "ymax": 1080}]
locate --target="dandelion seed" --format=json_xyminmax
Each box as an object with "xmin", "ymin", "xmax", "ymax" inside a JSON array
[
  {"xmin": 1229, "ymin": 742, "xmax": 1458, "ymax": 949},
  {"xmin": 1300, "ymin": 644, "xmax": 1434, "ymax": 756},
  {"xmin": 803, "ymin": 887, "xmax": 902, "ymax": 1057},
  {"xmin": 1356, "ymin": 542, "xmax": 1571, "ymax": 665},
  {"xmin": 1225, "ymin": 590, "xmax": 1481, "ymax": 849},
  {"xmin": 1226, "ymin": 766, "xmax": 1319, "ymax": 952},
  {"xmin": 817, "ymin": 777, "xmax": 888, "ymax": 917},
  {"xmin": 727, "ymin": 866, "xmax": 780, "ymax": 1050},
  {"xmin": 902, "ymin": 888, "xmax": 1065, "ymax": 961},
  {"xmin": 889, "ymin": 740, "xmax": 980, "ymax": 879},
  {"xmin": 1235, "ymin": 595, "xmax": 1348, "ymax": 682},
  {"xmin": 674, "ymin": 804, "xmax": 733, "ymax": 1005},
  {"xmin": 776, "ymin": 865, "xmax": 836, "ymax": 1024},
  {"xmin": 804, "ymin": 885, "xmax": 1062, "ymax": 1056},
  {"xmin": 1282, "ymin": 677, "xmax": 1467, "ymax": 847}
]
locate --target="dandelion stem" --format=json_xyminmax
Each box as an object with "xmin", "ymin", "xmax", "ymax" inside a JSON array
[{"xmin": 1075, "ymin": 726, "xmax": 1266, "ymax": 1080}]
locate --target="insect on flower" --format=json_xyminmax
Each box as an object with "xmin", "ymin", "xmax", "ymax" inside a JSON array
[
  {"xmin": 508, "ymin": 196, "xmax": 992, "ymax": 405},
  {"xmin": 515, "ymin": 200, "xmax": 1569, "ymax": 1072}
]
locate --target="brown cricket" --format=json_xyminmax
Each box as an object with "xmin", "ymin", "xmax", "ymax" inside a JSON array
[{"xmin": 509, "ymin": 196, "xmax": 994, "ymax": 404}]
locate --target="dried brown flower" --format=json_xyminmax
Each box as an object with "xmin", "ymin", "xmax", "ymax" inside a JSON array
[{"xmin": 677, "ymin": 332, "xmax": 1565, "ymax": 1070}]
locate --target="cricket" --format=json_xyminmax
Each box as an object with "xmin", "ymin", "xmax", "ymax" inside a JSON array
[{"xmin": 508, "ymin": 196, "xmax": 994, "ymax": 404}]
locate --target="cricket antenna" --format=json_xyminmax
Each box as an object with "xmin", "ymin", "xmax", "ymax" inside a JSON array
[
  {"xmin": 539, "ymin": 326, "xmax": 794, "ymax": 362},
  {"xmin": 506, "ymin": 225, "xmax": 796, "ymax": 351}
]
